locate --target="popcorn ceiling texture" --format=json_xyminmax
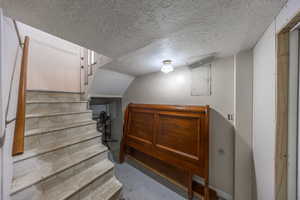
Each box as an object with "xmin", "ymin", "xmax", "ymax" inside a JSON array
[{"xmin": 1, "ymin": 0, "xmax": 286, "ymax": 75}]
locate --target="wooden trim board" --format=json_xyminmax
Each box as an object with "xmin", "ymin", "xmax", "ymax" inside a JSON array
[{"xmin": 275, "ymin": 10, "xmax": 300, "ymax": 200}]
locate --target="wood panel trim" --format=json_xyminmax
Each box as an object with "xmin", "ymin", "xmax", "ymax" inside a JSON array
[
  {"xmin": 12, "ymin": 36, "xmax": 30, "ymax": 156},
  {"xmin": 127, "ymin": 134, "xmax": 152, "ymax": 145},
  {"xmin": 155, "ymin": 144, "xmax": 199, "ymax": 160},
  {"xmin": 128, "ymin": 103, "xmax": 209, "ymax": 113},
  {"xmin": 158, "ymin": 111, "xmax": 201, "ymax": 118},
  {"xmin": 126, "ymin": 139, "xmax": 203, "ymax": 173},
  {"xmin": 203, "ymin": 105, "xmax": 210, "ymax": 182},
  {"xmin": 276, "ymin": 31, "xmax": 289, "ymax": 200},
  {"xmin": 153, "ymin": 112, "xmax": 159, "ymax": 147}
]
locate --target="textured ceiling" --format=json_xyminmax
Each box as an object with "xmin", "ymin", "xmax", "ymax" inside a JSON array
[{"xmin": 2, "ymin": 0, "xmax": 286, "ymax": 76}]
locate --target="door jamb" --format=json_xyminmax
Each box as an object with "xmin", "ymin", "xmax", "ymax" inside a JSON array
[{"xmin": 276, "ymin": 11, "xmax": 300, "ymax": 200}]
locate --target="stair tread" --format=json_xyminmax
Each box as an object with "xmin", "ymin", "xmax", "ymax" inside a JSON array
[
  {"xmin": 11, "ymin": 144, "xmax": 108, "ymax": 195},
  {"xmin": 25, "ymin": 120, "xmax": 96, "ymax": 136},
  {"xmin": 26, "ymin": 90, "xmax": 82, "ymax": 94},
  {"xmin": 43, "ymin": 160, "xmax": 114, "ymax": 200},
  {"xmin": 14, "ymin": 131, "xmax": 101, "ymax": 163},
  {"xmin": 27, "ymin": 100, "xmax": 88, "ymax": 104},
  {"xmin": 13, "ymin": 92, "xmax": 119, "ymax": 200},
  {"xmin": 84, "ymin": 177, "xmax": 122, "ymax": 200},
  {"xmin": 26, "ymin": 111, "xmax": 92, "ymax": 119}
]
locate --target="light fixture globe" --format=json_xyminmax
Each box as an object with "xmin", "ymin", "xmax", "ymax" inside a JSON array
[{"xmin": 161, "ymin": 60, "xmax": 174, "ymax": 73}]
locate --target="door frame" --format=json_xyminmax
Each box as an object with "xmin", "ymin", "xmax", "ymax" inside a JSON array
[
  {"xmin": 287, "ymin": 29, "xmax": 299, "ymax": 200},
  {"xmin": 0, "ymin": 8, "xmax": 4, "ymax": 200},
  {"xmin": 276, "ymin": 11, "xmax": 300, "ymax": 200}
]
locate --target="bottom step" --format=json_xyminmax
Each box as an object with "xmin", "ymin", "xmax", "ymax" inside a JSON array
[
  {"xmin": 11, "ymin": 159, "xmax": 115, "ymax": 200},
  {"xmin": 76, "ymin": 177, "xmax": 122, "ymax": 200}
]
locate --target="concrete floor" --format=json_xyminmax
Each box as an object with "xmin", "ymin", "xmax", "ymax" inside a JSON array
[{"xmin": 114, "ymin": 163, "xmax": 186, "ymax": 200}]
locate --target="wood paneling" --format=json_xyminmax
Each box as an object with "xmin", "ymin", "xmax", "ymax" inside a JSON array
[
  {"xmin": 128, "ymin": 111, "xmax": 154, "ymax": 144},
  {"xmin": 120, "ymin": 103, "xmax": 210, "ymax": 200},
  {"xmin": 157, "ymin": 114, "xmax": 199, "ymax": 159}
]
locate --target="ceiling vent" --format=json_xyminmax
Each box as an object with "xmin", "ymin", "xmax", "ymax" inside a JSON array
[{"xmin": 188, "ymin": 54, "xmax": 216, "ymax": 69}]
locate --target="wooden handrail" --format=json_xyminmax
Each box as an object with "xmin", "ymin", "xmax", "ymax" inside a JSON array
[{"xmin": 12, "ymin": 36, "xmax": 30, "ymax": 156}]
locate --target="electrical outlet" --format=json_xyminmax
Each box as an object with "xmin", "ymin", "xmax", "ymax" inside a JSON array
[{"xmin": 227, "ymin": 114, "xmax": 234, "ymax": 121}]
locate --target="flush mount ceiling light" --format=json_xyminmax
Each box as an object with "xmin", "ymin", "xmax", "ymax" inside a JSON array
[{"xmin": 161, "ymin": 60, "xmax": 174, "ymax": 73}]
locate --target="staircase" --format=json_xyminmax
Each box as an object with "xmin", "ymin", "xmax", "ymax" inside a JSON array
[{"xmin": 11, "ymin": 91, "xmax": 122, "ymax": 200}]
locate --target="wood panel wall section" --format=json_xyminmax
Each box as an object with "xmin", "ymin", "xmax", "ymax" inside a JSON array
[
  {"xmin": 120, "ymin": 103, "xmax": 212, "ymax": 200},
  {"xmin": 275, "ymin": 11, "xmax": 300, "ymax": 200}
]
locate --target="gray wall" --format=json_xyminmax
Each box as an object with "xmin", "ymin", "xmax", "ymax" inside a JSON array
[
  {"xmin": 253, "ymin": 22, "xmax": 276, "ymax": 200},
  {"xmin": 123, "ymin": 56, "xmax": 235, "ymax": 197},
  {"xmin": 109, "ymin": 100, "xmax": 123, "ymax": 161},
  {"xmin": 89, "ymin": 98, "xmax": 123, "ymax": 162},
  {"xmin": 89, "ymin": 68, "xmax": 135, "ymax": 97},
  {"xmin": 234, "ymin": 49, "xmax": 254, "ymax": 200}
]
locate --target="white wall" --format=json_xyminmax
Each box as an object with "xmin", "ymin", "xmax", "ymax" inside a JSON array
[
  {"xmin": 80, "ymin": 52, "xmax": 134, "ymax": 99},
  {"xmin": 123, "ymin": 56, "xmax": 235, "ymax": 197},
  {"xmin": 253, "ymin": 22, "xmax": 276, "ymax": 200},
  {"xmin": 89, "ymin": 68, "xmax": 134, "ymax": 98},
  {"xmin": 252, "ymin": 0, "xmax": 300, "ymax": 199},
  {"xmin": 18, "ymin": 22, "xmax": 82, "ymax": 92},
  {"xmin": 234, "ymin": 49, "xmax": 253, "ymax": 200},
  {"xmin": 83, "ymin": 53, "xmax": 112, "ymax": 95},
  {"xmin": 1, "ymin": 14, "xmax": 23, "ymax": 200}
]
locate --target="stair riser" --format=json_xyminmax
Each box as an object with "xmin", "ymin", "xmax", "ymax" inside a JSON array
[
  {"xmin": 26, "ymin": 122, "xmax": 97, "ymax": 137},
  {"xmin": 11, "ymin": 155, "xmax": 110, "ymax": 200},
  {"xmin": 26, "ymin": 102, "xmax": 88, "ymax": 115},
  {"xmin": 20, "ymin": 134, "xmax": 101, "ymax": 162},
  {"xmin": 26, "ymin": 91, "xmax": 81, "ymax": 101},
  {"xmin": 67, "ymin": 170, "xmax": 115, "ymax": 200},
  {"xmin": 101, "ymin": 188, "xmax": 122, "ymax": 200},
  {"xmin": 13, "ymin": 139, "xmax": 104, "ymax": 181},
  {"xmin": 25, "ymin": 112, "xmax": 92, "ymax": 131},
  {"xmin": 11, "ymin": 184, "xmax": 43, "ymax": 200},
  {"xmin": 109, "ymin": 189, "xmax": 122, "ymax": 200},
  {"xmin": 25, "ymin": 123, "xmax": 97, "ymax": 151}
]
